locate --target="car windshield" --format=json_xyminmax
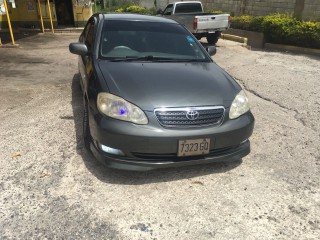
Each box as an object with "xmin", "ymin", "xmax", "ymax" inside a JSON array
[{"xmin": 100, "ymin": 20, "xmax": 209, "ymax": 62}]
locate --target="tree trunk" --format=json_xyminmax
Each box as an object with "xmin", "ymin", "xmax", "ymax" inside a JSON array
[
  {"xmin": 240, "ymin": 0, "xmax": 247, "ymax": 15},
  {"xmin": 294, "ymin": 0, "xmax": 305, "ymax": 20}
]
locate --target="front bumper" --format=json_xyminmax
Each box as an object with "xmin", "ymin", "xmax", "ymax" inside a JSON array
[
  {"xmin": 88, "ymin": 110, "xmax": 254, "ymax": 171},
  {"xmin": 91, "ymin": 139, "xmax": 250, "ymax": 171}
]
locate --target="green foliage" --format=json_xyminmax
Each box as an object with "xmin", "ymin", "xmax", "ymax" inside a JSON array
[
  {"xmin": 115, "ymin": 7, "xmax": 124, "ymax": 13},
  {"xmin": 207, "ymin": 9, "xmax": 234, "ymax": 16},
  {"xmin": 231, "ymin": 14, "xmax": 320, "ymax": 48},
  {"xmin": 112, "ymin": 5, "xmax": 155, "ymax": 15},
  {"xmin": 207, "ymin": 10, "xmax": 226, "ymax": 14},
  {"xmin": 95, "ymin": 1, "xmax": 152, "ymax": 14},
  {"xmin": 148, "ymin": 7, "xmax": 158, "ymax": 15},
  {"xmin": 231, "ymin": 15, "xmax": 264, "ymax": 32},
  {"xmin": 122, "ymin": 5, "xmax": 149, "ymax": 14}
]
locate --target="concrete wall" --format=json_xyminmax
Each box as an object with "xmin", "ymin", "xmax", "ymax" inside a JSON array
[
  {"xmin": 302, "ymin": 0, "xmax": 320, "ymax": 20},
  {"xmin": 202, "ymin": 0, "xmax": 320, "ymax": 20},
  {"xmin": 139, "ymin": 0, "xmax": 156, "ymax": 9},
  {"xmin": 151, "ymin": 0, "xmax": 320, "ymax": 21},
  {"xmin": 136, "ymin": 0, "xmax": 169, "ymax": 9},
  {"xmin": 202, "ymin": 0, "xmax": 242, "ymax": 15}
]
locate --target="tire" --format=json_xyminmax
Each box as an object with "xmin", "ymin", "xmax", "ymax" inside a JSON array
[
  {"xmin": 78, "ymin": 73, "xmax": 84, "ymax": 92},
  {"xmin": 207, "ymin": 32, "xmax": 221, "ymax": 45},
  {"xmin": 79, "ymin": 79, "xmax": 82, "ymax": 91},
  {"xmin": 83, "ymin": 103, "xmax": 91, "ymax": 151}
]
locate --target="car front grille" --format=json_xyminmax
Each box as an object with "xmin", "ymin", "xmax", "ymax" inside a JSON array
[{"xmin": 154, "ymin": 106, "xmax": 225, "ymax": 128}]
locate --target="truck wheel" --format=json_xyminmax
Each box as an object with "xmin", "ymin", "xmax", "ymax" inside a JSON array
[
  {"xmin": 207, "ymin": 32, "xmax": 221, "ymax": 45},
  {"xmin": 83, "ymin": 103, "xmax": 92, "ymax": 151}
]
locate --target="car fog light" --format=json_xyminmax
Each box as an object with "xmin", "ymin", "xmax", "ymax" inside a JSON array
[{"xmin": 100, "ymin": 144, "xmax": 125, "ymax": 156}]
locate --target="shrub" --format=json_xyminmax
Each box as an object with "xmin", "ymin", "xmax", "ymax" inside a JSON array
[
  {"xmin": 148, "ymin": 7, "xmax": 158, "ymax": 15},
  {"xmin": 102, "ymin": 4, "xmax": 153, "ymax": 15},
  {"xmin": 231, "ymin": 15, "xmax": 264, "ymax": 32},
  {"xmin": 207, "ymin": 10, "xmax": 226, "ymax": 14},
  {"xmin": 231, "ymin": 14, "xmax": 320, "ymax": 48},
  {"xmin": 121, "ymin": 5, "xmax": 150, "ymax": 15},
  {"xmin": 115, "ymin": 8, "xmax": 124, "ymax": 13},
  {"xmin": 292, "ymin": 21, "xmax": 319, "ymax": 48},
  {"xmin": 261, "ymin": 14, "xmax": 299, "ymax": 40}
]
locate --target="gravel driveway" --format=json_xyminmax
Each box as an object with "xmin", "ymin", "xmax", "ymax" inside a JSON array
[{"xmin": 0, "ymin": 33, "xmax": 319, "ymax": 239}]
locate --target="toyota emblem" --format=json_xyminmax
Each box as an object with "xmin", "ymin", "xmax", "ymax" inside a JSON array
[{"xmin": 186, "ymin": 110, "xmax": 199, "ymax": 120}]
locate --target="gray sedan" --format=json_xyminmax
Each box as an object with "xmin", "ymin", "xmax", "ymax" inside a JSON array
[{"xmin": 69, "ymin": 13, "xmax": 254, "ymax": 171}]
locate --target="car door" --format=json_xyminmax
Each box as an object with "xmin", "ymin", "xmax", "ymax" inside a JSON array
[
  {"xmin": 163, "ymin": 4, "xmax": 173, "ymax": 15},
  {"xmin": 78, "ymin": 17, "xmax": 95, "ymax": 94}
]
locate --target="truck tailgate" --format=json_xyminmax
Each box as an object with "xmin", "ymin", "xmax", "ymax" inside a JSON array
[{"xmin": 195, "ymin": 14, "xmax": 229, "ymax": 31}]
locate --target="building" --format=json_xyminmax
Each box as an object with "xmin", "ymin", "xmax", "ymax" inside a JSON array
[{"xmin": 0, "ymin": 0, "xmax": 92, "ymax": 30}]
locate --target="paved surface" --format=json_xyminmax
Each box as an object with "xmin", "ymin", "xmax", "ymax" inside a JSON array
[{"xmin": 0, "ymin": 34, "xmax": 319, "ymax": 239}]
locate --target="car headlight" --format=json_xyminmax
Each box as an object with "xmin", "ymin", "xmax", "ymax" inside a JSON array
[
  {"xmin": 97, "ymin": 93, "xmax": 148, "ymax": 124},
  {"xmin": 229, "ymin": 90, "xmax": 250, "ymax": 119}
]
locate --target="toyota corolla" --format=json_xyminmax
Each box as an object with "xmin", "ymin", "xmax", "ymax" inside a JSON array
[{"xmin": 69, "ymin": 13, "xmax": 254, "ymax": 171}]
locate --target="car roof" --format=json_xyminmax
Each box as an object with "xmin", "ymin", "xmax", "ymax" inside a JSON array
[
  {"xmin": 175, "ymin": 1, "xmax": 202, "ymax": 4},
  {"xmin": 100, "ymin": 13, "xmax": 178, "ymax": 24}
]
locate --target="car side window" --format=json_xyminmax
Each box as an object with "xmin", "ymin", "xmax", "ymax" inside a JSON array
[
  {"xmin": 80, "ymin": 20, "xmax": 91, "ymax": 43},
  {"xmin": 85, "ymin": 20, "xmax": 95, "ymax": 50},
  {"xmin": 80, "ymin": 18, "xmax": 95, "ymax": 50},
  {"xmin": 175, "ymin": 3, "xmax": 203, "ymax": 13},
  {"xmin": 163, "ymin": 4, "xmax": 173, "ymax": 15}
]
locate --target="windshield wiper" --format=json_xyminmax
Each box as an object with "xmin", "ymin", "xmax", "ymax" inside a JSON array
[
  {"xmin": 109, "ymin": 56, "xmax": 206, "ymax": 62},
  {"xmin": 110, "ymin": 56, "xmax": 171, "ymax": 62}
]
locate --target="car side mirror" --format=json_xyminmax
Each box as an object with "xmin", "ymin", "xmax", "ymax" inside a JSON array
[
  {"xmin": 206, "ymin": 46, "xmax": 217, "ymax": 56},
  {"xmin": 69, "ymin": 43, "xmax": 88, "ymax": 55},
  {"xmin": 156, "ymin": 9, "xmax": 163, "ymax": 15}
]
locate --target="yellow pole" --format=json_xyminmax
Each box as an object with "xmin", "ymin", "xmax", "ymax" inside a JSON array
[
  {"xmin": 47, "ymin": 0, "xmax": 54, "ymax": 33},
  {"xmin": 3, "ymin": 0, "xmax": 15, "ymax": 45},
  {"xmin": 37, "ymin": 0, "xmax": 45, "ymax": 33}
]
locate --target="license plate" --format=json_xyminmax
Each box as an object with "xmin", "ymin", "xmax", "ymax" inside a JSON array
[{"xmin": 178, "ymin": 138, "xmax": 211, "ymax": 157}]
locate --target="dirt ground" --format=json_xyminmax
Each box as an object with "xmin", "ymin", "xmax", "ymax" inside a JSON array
[{"xmin": 0, "ymin": 33, "xmax": 319, "ymax": 239}]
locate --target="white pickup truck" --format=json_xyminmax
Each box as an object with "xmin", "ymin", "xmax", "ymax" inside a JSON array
[{"xmin": 159, "ymin": 1, "xmax": 230, "ymax": 44}]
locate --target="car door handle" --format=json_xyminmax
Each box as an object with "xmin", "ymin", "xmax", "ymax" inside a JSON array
[{"xmin": 211, "ymin": 17, "xmax": 216, "ymax": 20}]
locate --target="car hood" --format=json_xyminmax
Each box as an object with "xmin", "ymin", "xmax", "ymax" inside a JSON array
[{"xmin": 98, "ymin": 61, "xmax": 240, "ymax": 111}]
